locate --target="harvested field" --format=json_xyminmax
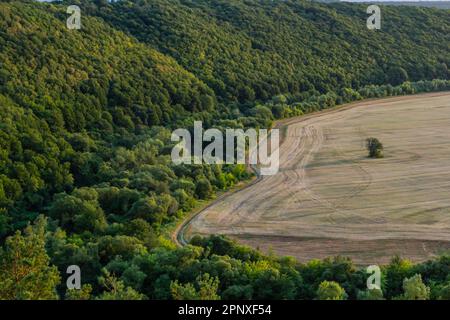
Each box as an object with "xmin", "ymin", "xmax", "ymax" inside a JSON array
[{"xmin": 186, "ymin": 92, "xmax": 450, "ymax": 265}]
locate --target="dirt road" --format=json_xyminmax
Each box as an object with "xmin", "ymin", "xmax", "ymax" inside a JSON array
[{"xmin": 183, "ymin": 92, "xmax": 450, "ymax": 265}]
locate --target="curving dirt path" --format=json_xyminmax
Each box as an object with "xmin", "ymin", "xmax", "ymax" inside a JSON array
[{"xmin": 181, "ymin": 92, "xmax": 450, "ymax": 265}]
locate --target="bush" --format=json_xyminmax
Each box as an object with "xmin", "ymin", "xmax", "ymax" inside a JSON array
[
  {"xmin": 366, "ymin": 138, "xmax": 384, "ymax": 158},
  {"xmin": 316, "ymin": 281, "xmax": 348, "ymax": 300},
  {"xmin": 396, "ymin": 274, "xmax": 430, "ymax": 300}
]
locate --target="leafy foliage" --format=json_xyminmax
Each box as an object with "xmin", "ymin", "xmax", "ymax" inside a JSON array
[
  {"xmin": 366, "ymin": 137, "xmax": 384, "ymax": 158},
  {"xmin": 171, "ymin": 274, "xmax": 220, "ymax": 300},
  {"xmin": 357, "ymin": 288, "xmax": 385, "ymax": 300},
  {"xmin": 96, "ymin": 269, "xmax": 146, "ymax": 300},
  {"xmin": 395, "ymin": 274, "xmax": 430, "ymax": 300},
  {"xmin": 0, "ymin": 0, "xmax": 449, "ymax": 300},
  {"xmin": 92, "ymin": 0, "xmax": 450, "ymax": 102},
  {"xmin": 316, "ymin": 280, "xmax": 348, "ymax": 300},
  {"xmin": 0, "ymin": 216, "xmax": 60, "ymax": 300}
]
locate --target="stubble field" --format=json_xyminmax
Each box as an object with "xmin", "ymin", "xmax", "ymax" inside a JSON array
[{"xmin": 186, "ymin": 92, "xmax": 450, "ymax": 265}]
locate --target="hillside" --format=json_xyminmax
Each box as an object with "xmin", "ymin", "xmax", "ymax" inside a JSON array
[
  {"xmin": 0, "ymin": 0, "xmax": 450, "ymax": 300},
  {"xmin": 91, "ymin": 0, "xmax": 450, "ymax": 102},
  {"xmin": 0, "ymin": 2, "xmax": 217, "ymax": 128},
  {"xmin": 338, "ymin": 1, "xmax": 450, "ymax": 10}
]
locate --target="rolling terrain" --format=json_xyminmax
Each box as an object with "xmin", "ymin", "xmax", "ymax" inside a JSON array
[
  {"xmin": 186, "ymin": 92, "xmax": 450, "ymax": 265},
  {"xmin": 1, "ymin": 0, "xmax": 450, "ymax": 299}
]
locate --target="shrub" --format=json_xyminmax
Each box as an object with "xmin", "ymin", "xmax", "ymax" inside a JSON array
[{"xmin": 366, "ymin": 138, "xmax": 384, "ymax": 158}]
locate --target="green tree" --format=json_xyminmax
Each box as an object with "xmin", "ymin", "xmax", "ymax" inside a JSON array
[
  {"xmin": 252, "ymin": 269, "xmax": 297, "ymax": 300},
  {"xmin": 49, "ymin": 193, "xmax": 107, "ymax": 234},
  {"xmin": 357, "ymin": 288, "xmax": 385, "ymax": 300},
  {"xmin": 65, "ymin": 284, "xmax": 93, "ymax": 300},
  {"xmin": 123, "ymin": 219, "xmax": 158, "ymax": 249},
  {"xmin": 171, "ymin": 274, "xmax": 220, "ymax": 300},
  {"xmin": 98, "ymin": 235, "xmax": 147, "ymax": 262},
  {"xmin": 396, "ymin": 274, "xmax": 430, "ymax": 300},
  {"xmin": 437, "ymin": 282, "xmax": 450, "ymax": 300},
  {"xmin": 384, "ymin": 256, "xmax": 414, "ymax": 298},
  {"xmin": 128, "ymin": 196, "xmax": 165, "ymax": 226},
  {"xmin": 0, "ymin": 208, "xmax": 10, "ymax": 238},
  {"xmin": 221, "ymin": 285, "xmax": 253, "ymax": 300},
  {"xmin": 387, "ymin": 67, "xmax": 409, "ymax": 86},
  {"xmin": 195, "ymin": 178, "xmax": 213, "ymax": 199},
  {"xmin": 316, "ymin": 281, "xmax": 348, "ymax": 300},
  {"xmin": 97, "ymin": 270, "xmax": 146, "ymax": 300},
  {"xmin": 0, "ymin": 216, "xmax": 61, "ymax": 300},
  {"xmin": 170, "ymin": 281, "xmax": 198, "ymax": 300},
  {"xmin": 366, "ymin": 137, "xmax": 384, "ymax": 158}
]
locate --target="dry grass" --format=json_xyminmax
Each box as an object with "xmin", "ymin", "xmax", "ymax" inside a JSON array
[{"xmin": 187, "ymin": 92, "xmax": 450, "ymax": 265}]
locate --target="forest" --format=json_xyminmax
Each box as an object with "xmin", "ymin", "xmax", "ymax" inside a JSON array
[{"xmin": 0, "ymin": 0, "xmax": 449, "ymax": 299}]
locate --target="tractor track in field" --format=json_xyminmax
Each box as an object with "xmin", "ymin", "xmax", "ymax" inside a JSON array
[{"xmin": 173, "ymin": 92, "xmax": 450, "ymax": 264}]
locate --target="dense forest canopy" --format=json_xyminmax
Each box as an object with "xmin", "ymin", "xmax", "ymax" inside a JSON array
[
  {"xmin": 0, "ymin": 0, "xmax": 449, "ymax": 299},
  {"xmin": 90, "ymin": 0, "xmax": 450, "ymax": 101}
]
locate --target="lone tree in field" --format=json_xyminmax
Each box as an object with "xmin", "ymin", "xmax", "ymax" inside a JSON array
[{"xmin": 366, "ymin": 137, "xmax": 384, "ymax": 158}]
